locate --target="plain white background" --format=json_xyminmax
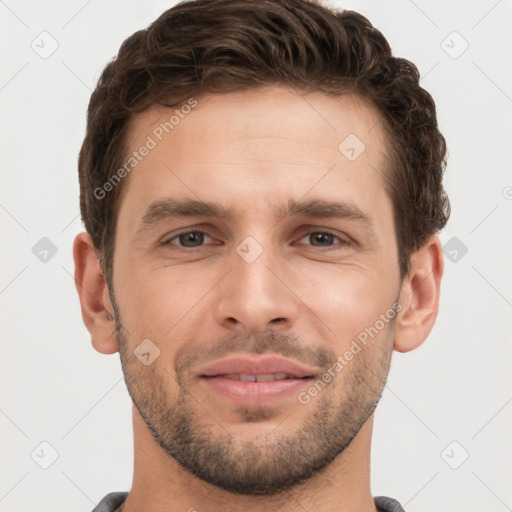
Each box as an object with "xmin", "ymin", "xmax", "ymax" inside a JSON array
[{"xmin": 1, "ymin": 1, "xmax": 511, "ymax": 510}]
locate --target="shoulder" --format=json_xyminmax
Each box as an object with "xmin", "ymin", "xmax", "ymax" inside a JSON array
[
  {"xmin": 374, "ymin": 495, "xmax": 407, "ymax": 512},
  {"xmin": 91, "ymin": 492, "xmax": 129, "ymax": 512}
]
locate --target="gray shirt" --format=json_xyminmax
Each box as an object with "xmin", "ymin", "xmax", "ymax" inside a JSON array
[{"xmin": 91, "ymin": 491, "xmax": 406, "ymax": 511}]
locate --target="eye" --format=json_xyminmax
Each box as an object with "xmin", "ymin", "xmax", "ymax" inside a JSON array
[
  {"xmin": 161, "ymin": 228, "xmax": 351, "ymax": 251},
  {"xmin": 295, "ymin": 230, "xmax": 350, "ymax": 249},
  {"xmin": 163, "ymin": 229, "xmax": 214, "ymax": 248}
]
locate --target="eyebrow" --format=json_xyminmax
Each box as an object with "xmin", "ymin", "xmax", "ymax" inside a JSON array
[{"xmin": 134, "ymin": 197, "xmax": 374, "ymax": 237}]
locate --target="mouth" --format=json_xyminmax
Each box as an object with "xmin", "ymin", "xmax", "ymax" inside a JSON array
[
  {"xmin": 215, "ymin": 372, "xmax": 309, "ymax": 382},
  {"xmin": 195, "ymin": 355, "xmax": 318, "ymax": 406}
]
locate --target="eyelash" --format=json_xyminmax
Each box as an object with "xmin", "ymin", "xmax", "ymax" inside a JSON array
[{"xmin": 162, "ymin": 228, "xmax": 351, "ymax": 251}]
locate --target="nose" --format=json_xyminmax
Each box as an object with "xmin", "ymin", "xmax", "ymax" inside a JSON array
[{"xmin": 214, "ymin": 243, "xmax": 300, "ymax": 334}]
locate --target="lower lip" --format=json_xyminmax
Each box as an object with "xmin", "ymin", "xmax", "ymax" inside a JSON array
[{"xmin": 199, "ymin": 376, "xmax": 313, "ymax": 406}]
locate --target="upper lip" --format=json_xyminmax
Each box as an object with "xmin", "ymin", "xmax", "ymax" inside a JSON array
[{"xmin": 196, "ymin": 355, "xmax": 319, "ymax": 379}]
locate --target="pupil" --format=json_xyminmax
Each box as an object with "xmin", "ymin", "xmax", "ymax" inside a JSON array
[
  {"xmin": 181, "ymin": 232, "xmax": 203, "ymax": 247},
  {"xmin": 312, "ymin": 233, "xmax": 333, "ymax": 246},
  {"xmin": 178, "ymin": 232, "xmax": 333, "ymax": 248}
]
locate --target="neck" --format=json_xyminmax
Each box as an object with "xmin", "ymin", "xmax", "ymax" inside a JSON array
[{"xmin": 122, "ymin": 407, "xmax": 379, "ymax": 512}]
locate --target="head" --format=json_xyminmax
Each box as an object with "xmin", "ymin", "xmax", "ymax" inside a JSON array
[{"xmin": 74, "ymin": 0, "xmax": 449, "ymax": 496}]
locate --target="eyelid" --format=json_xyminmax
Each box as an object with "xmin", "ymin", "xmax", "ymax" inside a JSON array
[
  {"xmin": 162, "ymin": 226, "xmax": 352, "ymax": 249},
  {"xmin": 162, "ymin": 227, "xmax": 214, "ymax": 246},
  {"xmin": 294, "ymin": 229, "xmax": 351, "ymax": 248}
]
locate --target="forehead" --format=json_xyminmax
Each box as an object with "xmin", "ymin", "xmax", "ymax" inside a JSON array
[
  {"xmin": 118, "ymin": 86, "xmax": 391, "ymax": 229},
  {"xmin": 126, "ymin": 86, "xmax": 387, "ymax": 157}
]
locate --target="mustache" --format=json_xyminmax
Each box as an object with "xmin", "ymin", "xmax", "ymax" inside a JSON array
[{"xmin": 174, "ymin": 330, "xmax": 337, "ymax": 377}]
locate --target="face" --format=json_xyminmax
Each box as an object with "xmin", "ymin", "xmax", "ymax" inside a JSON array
[{"xmin": 110, "ymin": 86, "xmax": 401, "ymax": 495}]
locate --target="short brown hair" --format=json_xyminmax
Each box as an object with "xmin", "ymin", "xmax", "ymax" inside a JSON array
[{"xmin": 78, "ymin": 0, "xmax": 450, "ymax": 286}]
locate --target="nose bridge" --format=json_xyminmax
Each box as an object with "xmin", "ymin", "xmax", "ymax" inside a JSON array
[
  {"xmin": 236, "ymin": 235, "xmax": 277, "ymax": 297},
  {"xmin": 214, "ymin": 230, "xmax": 298, "ymax": 332}
]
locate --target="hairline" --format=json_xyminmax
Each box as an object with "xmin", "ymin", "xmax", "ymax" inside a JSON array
[{"xmin": 100, "ymin": 86, "xmax": 409, "ymax": 286}]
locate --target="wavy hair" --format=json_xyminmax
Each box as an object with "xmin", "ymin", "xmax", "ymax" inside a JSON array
[{"xmin": 78, "ymin": 0, "xmax": 450, "ymax": 285}]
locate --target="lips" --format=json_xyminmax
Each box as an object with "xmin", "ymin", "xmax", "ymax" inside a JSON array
[
  {"xmin": 196, "ymin": 355, "xmax": 318, "ymax": 379},
  {"xmin": 222, "ymin": 372, "xmax": 298, "ymax": 382},
  {"xmin": 195, "ymin": 355, "xmax": 319, "ymax": 406}
]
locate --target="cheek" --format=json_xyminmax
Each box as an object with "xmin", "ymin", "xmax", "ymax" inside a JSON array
[
  {"xmin": 120, "ymin": 266, "xmax": 218, "ymax": 339},
  {"xmin": 289, "ymin": 261, "xmax": 397, "ymax": 337},
  {"xmin": 119, "ymin": 243, "xmax": 399, "ymax": 349}
]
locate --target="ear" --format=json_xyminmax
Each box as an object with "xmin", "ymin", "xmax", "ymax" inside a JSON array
[
  {"xmin": 73, "ymin": 231, "xmax": 119, "ymax": 354},
  {"xmin": 394, "ymin": 235, "xmax": 444, "ymax": 353}
]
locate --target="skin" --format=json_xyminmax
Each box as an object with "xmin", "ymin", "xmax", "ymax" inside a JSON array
[{"xmin": 73, "ymin": 85, "xmax": 444, "ymax": 512}]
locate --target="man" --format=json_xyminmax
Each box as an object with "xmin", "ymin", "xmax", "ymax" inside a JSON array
[{"xmin": 73, "ymin": 0, "xmax": 450, "ymax": 510}]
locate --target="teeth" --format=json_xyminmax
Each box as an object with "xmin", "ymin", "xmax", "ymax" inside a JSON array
[
  {"xmin": 256, "ymin": 374, "xmax": 275, "ymax": 382},
  {"xmin": 222, "ymin": 373, "xmax": 295, "ymax": 382}
]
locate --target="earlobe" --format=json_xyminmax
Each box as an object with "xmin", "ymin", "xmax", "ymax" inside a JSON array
[
  {"xmin": 73, "ymin": 232, "xmax": 119, "ymax": 354},
  {"xmin": 393, "ymin": 235, "xmax": 444, "ymax": 353}
]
